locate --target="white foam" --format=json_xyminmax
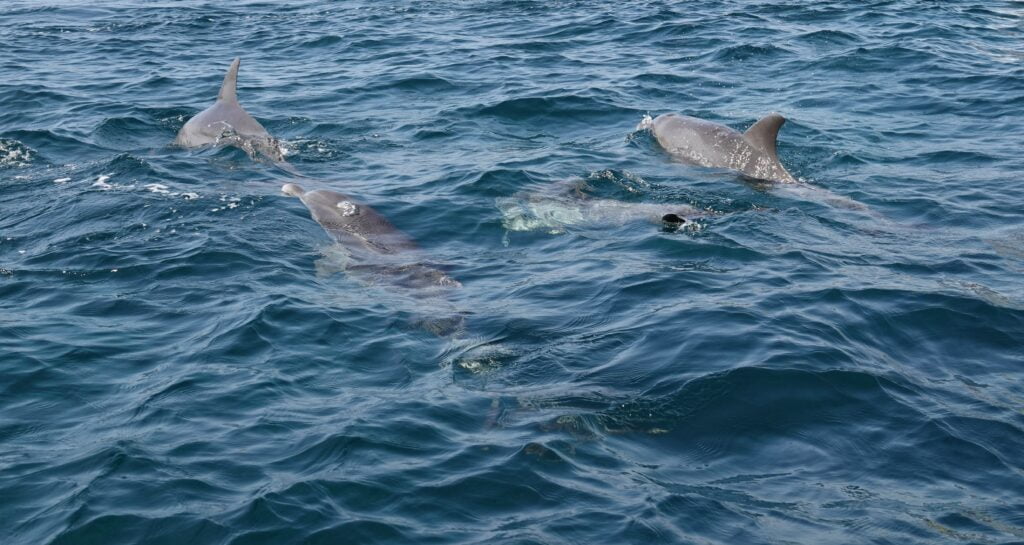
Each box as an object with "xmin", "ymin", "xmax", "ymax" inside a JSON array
[
  {"xmin": 336, "ymin": 201, "xmax": 356, "ymax": 216},
  {"xmin": 92, "ymin": 174, "xmax": 113, "ymax": 190},
  {"xmin": 0, "ymin": 139, "xmax": 35, "ymax": 167},
  {"xmin": 138, "ymin": 184, "xmax": 201, "ymax": 201},
  {"xmin": 54, "ymin": 177, "xmax": 71, "ymax": 184},
  {"xmin": 635, "ymin": 114, "xmax": 654, "ymax": 131}
]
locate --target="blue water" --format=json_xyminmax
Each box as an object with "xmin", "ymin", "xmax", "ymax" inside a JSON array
[{"xmin": 2, "ymin": 1, "xmax": 1023, "ymax": 543}]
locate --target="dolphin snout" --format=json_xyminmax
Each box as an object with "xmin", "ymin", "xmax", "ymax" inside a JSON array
[{"xmin": 282, "ymin": 183, "xmax": 305, "ymax": 197}]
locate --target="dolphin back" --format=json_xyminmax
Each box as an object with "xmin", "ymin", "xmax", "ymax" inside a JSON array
[
  {"xmin": 300, "ymin": 190, "xmax": 419, "ymax": 254},
  {"xmin": 651, "ymin": 113, "xmax": 796, "ymax": 183},
  {"xmin": 291, "ymin": 188, "xmax": 459, "ymax": 288},
  {"xmin": 175, "ymin": 57, "xmax": 284, "ymax": 161}
]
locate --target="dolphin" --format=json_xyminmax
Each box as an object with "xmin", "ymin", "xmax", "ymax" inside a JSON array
[
  {"xmin": 497, "ymin": 177, "xmax": 706, "ymax": 234},
  {"xmin": 642, "ymin": 113, "xmax": 869, "ymax": 210},
  {"xmin": 497, "ymin": 193, "xmax": 703, "ymax": 233},
  {"xmin": 645, "ymin": 113, "xmax": 796, "ymax": 183},
  {"xmin": 175, "ymin": 58, "xmax": 285, "ymax": 162},
  {"xmin": 282, "ymin": 183, "xmax": 460, "ymax": 288}
]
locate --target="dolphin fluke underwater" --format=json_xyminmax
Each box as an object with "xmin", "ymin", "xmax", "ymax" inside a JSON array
[
  {"xmin": 176, "ymin": 58, "xmax": 285, "ymax": 162},
  {"xmin": 644, "ymin": 113, "xmax": 796, "ymax": 183},
  {"xmin": 282, "ymin": 183, "xmax": 461, "ymax": 289}
]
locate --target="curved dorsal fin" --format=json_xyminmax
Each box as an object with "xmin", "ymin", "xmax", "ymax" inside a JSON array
[
  {"xmin": 217, "ymin": 57, "xmax": 241, "ymax": 103},
  {"xmin": 743, "ymin": 113, "xmax": 786, "ymax": 158}
]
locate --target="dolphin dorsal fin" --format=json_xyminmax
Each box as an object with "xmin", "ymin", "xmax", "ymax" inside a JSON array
[
  {"xmin": 744, "ymin": 113, "xmax": 786, "ymax": 158},
  {"xmin": 217, "ymin": 58, "xmax": 241, "ymax": 103}
]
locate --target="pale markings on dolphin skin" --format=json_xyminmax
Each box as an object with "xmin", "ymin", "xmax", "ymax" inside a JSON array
[
  {"xmin": 336, "ymin": 201, "xmax": 357, "ymax": 216},
  {"xmin": 648, "ymin": 113, "xmax": 795, "ymax": 183}
]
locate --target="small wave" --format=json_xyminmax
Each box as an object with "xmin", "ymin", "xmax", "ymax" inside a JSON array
[
  {"xmin": 807, "ymin": 45, "xmax": 939, "ymax": 72},
  {"xmin": 471, "ymin": 95, "xmax": 620, "ymax": 121},
  {"xmin": 908, "ymin": 149, "xmax": 999, "ymax": 166},
  {"xmin": 460, "ymin": 168, "xmax": 551, "ymax": 197},
  {"xmin": 90, "ymin": 116, "xmax": 161, "ymax": 150},
  {"xmin": 793, "ymin": 29, "xmax": 863, "ymax": 46},
  {"xmin": 361, "ymin": 74, "xmax": 459, "ymax": 94},
  {"xmin": 706, "ymin": 43, "xmax": 794, "ymax": 62},
  {"xmin": 301, "ymin": 34, "xmax": 343, "ymax": 48},
  {"xmin": 0, "ymin": 87, "xmax": 76, "ymax": 109}
]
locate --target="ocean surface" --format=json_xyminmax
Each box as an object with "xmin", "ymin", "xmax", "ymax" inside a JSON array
[{"xmin": 2, "ymin": 1, "xmax": 1023, "ymax": 544}]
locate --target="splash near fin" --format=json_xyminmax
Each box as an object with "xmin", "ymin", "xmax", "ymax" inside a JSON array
[
  {"xmin": 217, "ymin": 58, "xmax": 241, "ymax": 103},
  {"xmin": 743, "ymin": 113, "xmax": 786, "ymax": 159},
  {"xmin": 636, "ymin": 114, "xmax": 654, "ymax": 131}
]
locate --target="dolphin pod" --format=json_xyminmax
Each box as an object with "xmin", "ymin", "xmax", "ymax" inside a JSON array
[{"xmin": 177, "ymin": 58, "xmax": 868, "ymax": 288}]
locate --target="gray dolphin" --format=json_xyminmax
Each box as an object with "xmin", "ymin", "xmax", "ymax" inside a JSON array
[
  {"xmin": 282, "ymin": 183, "xmax": 460, "ymax": 288},
  {"xmin": 176, "ymin": 58, "xmax": 284, "ymax": 162},
  {"xmin": 645, "ymin": 113, "xmax": 796, "ymax": 183},
  {"xmin": 643, "ymin": 113, "xmax": 870, "ymax": 210}
]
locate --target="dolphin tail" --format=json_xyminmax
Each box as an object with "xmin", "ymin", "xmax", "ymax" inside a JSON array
[
  {"xmin": 218, "ymin": 57, "xmax": 241, "ymax": 103},
  {"xmin": 743, "ymin": 113, "xmax": 785, "ymax": 160}
]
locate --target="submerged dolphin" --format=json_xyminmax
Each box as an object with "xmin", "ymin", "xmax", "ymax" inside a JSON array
[
  {"xmin": 644, "ymin": 113, "xmax": 796, "ymax": 183},
  {"xmin": 176, "ymin": 58, "xmax": 284, "ymax": 162},
  {"xmin": 497, "ymin": 192, "xmax": 703, "ymax": 234},
  {"xmin": 282, "ymin": 183, "xmax": 460, "ymax": 288},
  {"xmin": 497, "ymin": 176, "xmax": 705, "ymax": 234}
]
